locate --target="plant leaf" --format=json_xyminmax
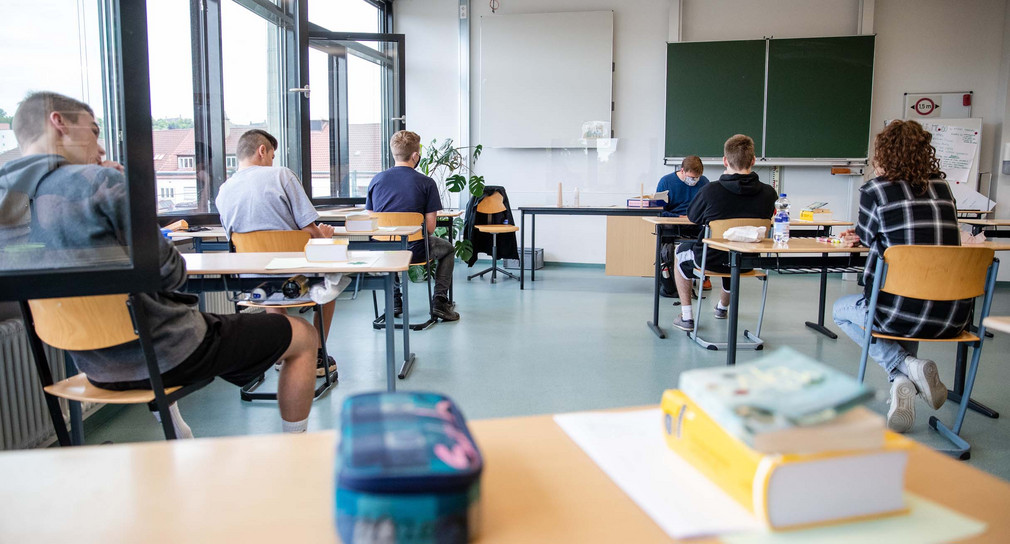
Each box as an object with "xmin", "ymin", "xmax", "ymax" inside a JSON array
[
  {"xmin": 472, "ymin": 144, "xmax": 482, "ymax": 162},
  {"xmin": 446, "ymin": 174, "xmax": 467, "ymax": 192},
  {"xmin": 469, "ymin": 175, "xmax": 485, "ymax": 197},
  {"xmin": 433, "ymin": 226, "xmax": 447, "ymax": 238},
  {"xmin": 454, "ymin": 239, "xmax": 474, "ymax": 262}
]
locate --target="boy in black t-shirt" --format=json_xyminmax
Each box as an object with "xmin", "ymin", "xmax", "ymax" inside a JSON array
[{"xmin": 670, "ymin": 134, "xmax": 777, "ymax": 331}]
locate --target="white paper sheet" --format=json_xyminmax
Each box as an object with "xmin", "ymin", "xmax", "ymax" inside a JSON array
[
  {"xmin": 265, "ymin": 254, "xmax": 380, "ymax": 270},
  {"xmin": 553, "ymin": 409, "xmax": 763, "ymax": 539}
]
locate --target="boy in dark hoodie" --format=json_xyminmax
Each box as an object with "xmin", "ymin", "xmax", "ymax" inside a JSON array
[{"xmin": 670, "ymin": 134, "xmax": 777, "ymax": 331}]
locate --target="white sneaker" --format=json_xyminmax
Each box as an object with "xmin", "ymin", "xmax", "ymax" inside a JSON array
[
  {"xmin": 904, "ymin": 356, "xmax": 947, "ymax": 410},
  {"xmin": 887, "ymin": 376, "xmax": 917, "ymax": 433}
]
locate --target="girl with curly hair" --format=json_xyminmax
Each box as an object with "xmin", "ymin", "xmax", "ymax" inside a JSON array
[{"xmin": 833, "ymin": 120, "xmax": 965, "ymax": 433}]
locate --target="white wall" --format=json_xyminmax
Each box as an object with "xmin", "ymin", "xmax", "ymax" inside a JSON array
[{"xmin": 397, "ymin": 0, "xmax": 1010, "ymax": 266}]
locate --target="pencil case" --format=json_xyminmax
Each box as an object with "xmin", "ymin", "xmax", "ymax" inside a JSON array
[{"xmin": 335, "ymin": 392, "xmax": 483, "ymax": 543}]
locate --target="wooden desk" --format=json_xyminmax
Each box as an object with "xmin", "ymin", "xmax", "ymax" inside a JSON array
[
  {"xmin": 2, "ymin": 411, "xmax": 1008, "ymax": 543},
  {"xmin": 644, "ymin": 220, "xmax": 855, "ymax": 340},
  {"xmin": 982, "ymin": 316, "xmax": 1010, "ymax": 334},
  {"xmin": 184, "ymin": 251, "xmax": 412, "ymax": 390},
  {"xmin": 702, "ymin": 238, "xmax": 868, "ymax": 365}
]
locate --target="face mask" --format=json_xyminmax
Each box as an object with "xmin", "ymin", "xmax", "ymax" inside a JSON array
[{"xmin": 682, "ymin": 175, "xmax": 700, "ymax": 186}]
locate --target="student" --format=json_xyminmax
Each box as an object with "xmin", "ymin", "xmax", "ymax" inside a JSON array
[
  {"xmin": 833, "ymin": 119, "xmax": 960, "ymax": 433},
  {"xmin": 0, "ymin": 91, "xmax": 320, "ymax": 435},
  {"xmin": 366, "ymin": 130, "xmax": 459, "ymax": 322},
  {"xmin": 670, "ymin": 134, "xmax": 777, "ymax": 331},
  {"xmin": 658, "ymin": 155, "xmax": 710, "ymax": 296},
  {"xmin": 215, "ymin": 129, "xmax": 337, "ymax": 377},
  {"xmin": 657, "ymin": 155, "xmax": 709, "ymax": 216}
]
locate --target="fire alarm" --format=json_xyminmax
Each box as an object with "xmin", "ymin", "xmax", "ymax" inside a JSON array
[{"xmin": 963, "ymin": 94, "xmax": 972, "ymax": 107}]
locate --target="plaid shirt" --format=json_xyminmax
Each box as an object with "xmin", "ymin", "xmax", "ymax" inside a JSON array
[{"xmin": 857, "ymin": 177, "xmax": 970, "ymax": 337}]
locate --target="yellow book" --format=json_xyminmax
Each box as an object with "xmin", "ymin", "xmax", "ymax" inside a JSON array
[{"xmin": 661, "ymin": 389, "xmax": 910, "ymax": 530}]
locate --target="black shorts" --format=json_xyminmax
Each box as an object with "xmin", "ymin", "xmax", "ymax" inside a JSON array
[{"xmin": 90, "ymin": 312, "xmax": 292, "ymax": 390}]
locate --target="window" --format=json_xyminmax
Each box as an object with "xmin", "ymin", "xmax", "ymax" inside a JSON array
[
  {"xmin": 178, "ymin": 156, "xmax": 195, "ymax": 169},
  {"xmin": 310, "ymin": 0, "xmax": 381, "ymax": 33},
  {"xmin": 226, "ymin": 155, "xmax": 238, "ymax": 169},
  {"xmin": 221, "ymin": 1, "xmax": 286, "ymax": 167}
]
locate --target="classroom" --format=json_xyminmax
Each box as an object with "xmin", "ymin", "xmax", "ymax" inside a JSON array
[{"xmin": 2, "ymin": 0, "xmax": 1010, "ymax": 541}]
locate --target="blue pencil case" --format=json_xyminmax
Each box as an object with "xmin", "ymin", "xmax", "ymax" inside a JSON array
[{"xmin": 335, "ymin": 392, "xmax": 483, "ymax": 543}]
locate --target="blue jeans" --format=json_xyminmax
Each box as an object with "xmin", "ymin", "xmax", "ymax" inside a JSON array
[{"xmin": 833, "ymin": 294, "xmax": 918, "ymax": 380}]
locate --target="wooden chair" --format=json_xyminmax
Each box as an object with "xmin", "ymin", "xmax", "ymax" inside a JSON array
[
  {"xmin": 368, "ymin": 212, "xmax": 437, "ymax": 331},
  {"xmin": 23, "ymin": 294, "xmax": 212, "ymax": 444},
  {"xmin": 231, "ymin": 230, "xmax": 337, "ymax": 400},
  {"xmin": 467, "ymin": 191, "xmax": 520, "ymax": 283},
  {"xmin": 857, "ymin": 245, "xmax": 997, "ymax": 459},
  {"xmin": 689, "ymin": 218, "xmax": 771, "ymax": 351}
]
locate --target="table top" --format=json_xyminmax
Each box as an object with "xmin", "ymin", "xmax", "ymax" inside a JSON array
[
  {"xmin": 167, "ymin": 226, "xmax": 227, "ymax": 239},
  {"xmin": 983, "ymin": 316, "xmax": 1010, "ymax": 335},
  {"xmin": 644, "ymin": 217, "xmax": 854, "ymax": 227},
  {"xmin": 960, "ymin": 219, "xmax": 1010, "ymax": 227},
  {"xmin": 167, "ymin": 226, "xmax": 420, "ymax": 240},
  {"xmin": 439, "ymin": 209, "xmax": 464, "ymax": 218},
  {"xmin": 1, "ymin": 409, "xmax": 1007, "ymax": 543},
  {"xmin": 183, "ymin": 251, "xmax": 411, "ymax": 275},
  {"xmin": 703, "ymin": 238, "xmax": 870, "ymax": 254},
  {"xmin": 519, "ymin": 205, "xmax": 664, "ymax": 216}
]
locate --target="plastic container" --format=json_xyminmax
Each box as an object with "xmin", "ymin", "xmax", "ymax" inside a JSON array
[
  {"xmin": 336, "ymin": 392, "xmax": 483, "ymax": 543},
  {"xmin": 773, "ymin": 194, "xmax": 791, "ymax": 244}
]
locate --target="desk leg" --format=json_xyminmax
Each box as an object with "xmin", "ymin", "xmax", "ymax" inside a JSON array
[
  {"xmin": 805, "ymin": 252, "xmax": 838, "ymax": 339},
  {"xmin": 531, "ymin": 214, "xmax": 536, "ymax": 283},
  {"xmin": 647, "ymin": 224, "xmax": 666, "ymax": 339},
  {"xmin": 948, "ymin": 338, "xmax": 999, "ymax": 418},
  {"xmin": 384, "ymin": 273, "xmax": 396, "ymax": 392},
  {"xmin": 399, "ymin": 267, "xmax": 416, "ymax": 379},
  {"xmin": 520, "ymin": 211, "xmax": 525, "ymax": 290},
  {"xmin": 726, "ymin": 251, "xmax": 741, "ymax": 366}
]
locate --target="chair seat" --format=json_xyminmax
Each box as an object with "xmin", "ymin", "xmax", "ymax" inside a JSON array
[
  {"xmin": 44, "ymin": 373, "xmax": 183, "ymax": 404},
  {"xmin": 693, "ymin": 268, "xmax": 766, "ymax": 278},
  {"xmin": 871, "ymin": 330, "xmax": 980, "ymax": 343},
  {"xmin": 237, "ymin": 300, "xmax": 316, "ymax": 309},
  {"xmin": 475, "ymin": 224, "xmax": 519, "ymax": 234}
]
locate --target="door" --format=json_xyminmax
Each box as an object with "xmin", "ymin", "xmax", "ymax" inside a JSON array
[{"xmin": 307, "ymin": 32, "xmax": 405, "ymax": 202}]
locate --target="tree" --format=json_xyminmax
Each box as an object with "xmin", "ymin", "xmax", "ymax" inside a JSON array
[{"xmin": 0, "ymin": 108, "xmax": 12, "ymax": 124}]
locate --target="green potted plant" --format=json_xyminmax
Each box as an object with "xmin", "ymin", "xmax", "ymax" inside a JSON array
[{"xmin": 417, "ymin": 138, "xmax": 484, "ymax": 263}]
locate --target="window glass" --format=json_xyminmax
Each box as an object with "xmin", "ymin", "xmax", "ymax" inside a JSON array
[
  {"xmin": 147, "ymin": 0, "xmax": 196, "ymax": 215},
  {"xmin": 0, "ymin": 0, "xmax": 131, "ymax": 272},
  {"xmin": 222, "ymin": 0, "xmax": 286, "ymax": 168},
  {"xmin": 309, "ymin": 0, "xmax": 380, "ymax": 33}
]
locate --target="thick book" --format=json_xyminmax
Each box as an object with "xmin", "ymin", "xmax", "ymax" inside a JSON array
[
  {"xmin": 661, "ymin": 389, "xmax": 908, "ymax": 530},
  {"xmin": 678, "ymin": 347, "xmax": 876, "ymax": 452},
  {"xmin": 626, "ymin": 198, "xmax": 665, "ymax": 208}
]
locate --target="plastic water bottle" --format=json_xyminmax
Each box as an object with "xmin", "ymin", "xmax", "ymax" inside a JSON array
[{"xmin": 773, "ymin": 193, "xmax": 790, "ymax": 244}]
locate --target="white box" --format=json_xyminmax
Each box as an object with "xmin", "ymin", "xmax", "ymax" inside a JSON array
[
  {"xmin": 304, "ymin": 238, "xmax": 348, "ymax": 262},
  {"xmin": 345, "ymin": 213, "xmax": 378, "ymax": 232}
]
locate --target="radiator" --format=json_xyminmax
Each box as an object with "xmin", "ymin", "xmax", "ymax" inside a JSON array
[
  {"xmin": 203, "ymin": 290, "xmax": 237, "ymax": 315},
  {"xmin": 0, "ymin": 319, "xmax": 100, "ymax": 450}
]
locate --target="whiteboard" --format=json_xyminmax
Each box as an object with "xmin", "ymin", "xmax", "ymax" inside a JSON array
[{"xmin": 479, "ymin": 11, "xmax": 614, "ymax": 148}]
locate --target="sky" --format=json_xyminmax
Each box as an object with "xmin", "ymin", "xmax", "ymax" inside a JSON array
[{"xmin": 2, "ymin": 0, "xmax": 383, "ymax": 125}]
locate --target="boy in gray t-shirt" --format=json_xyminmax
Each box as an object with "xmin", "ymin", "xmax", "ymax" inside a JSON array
[{"xmin": 215, "ymin": 129, "xmax": 338, "ymax": 376}]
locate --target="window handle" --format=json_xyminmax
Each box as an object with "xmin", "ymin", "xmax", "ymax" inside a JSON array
[
  {"xmin": 288, "ymin": 86, "xmax": 310, "ymax": 98},
  {"xmin": 390, "ymin": 116, "xmax": 405, "ymax": 123}
]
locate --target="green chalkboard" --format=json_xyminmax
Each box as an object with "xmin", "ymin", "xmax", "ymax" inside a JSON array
[
  {"xmin": 665, "ymin": 40, "xmax": 765, "ymax": 159},
  {"xmin": 765, "ymin": 36, "xmax": 875, "ymax": 158},
  {"xmin": 664, "ymin": 36, "xmax": 875, "ymax": 160}
]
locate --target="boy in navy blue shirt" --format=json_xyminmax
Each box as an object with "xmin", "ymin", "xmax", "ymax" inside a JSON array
[
  {"xmin": 656, "ymin": 155, "xmax": 709, "ymax": 216},
  {"xmin": 366, "ymin": 131, "xmax": 459, "ymax": 321}
]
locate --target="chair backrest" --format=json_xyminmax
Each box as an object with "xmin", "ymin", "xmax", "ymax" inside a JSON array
[
  {"xmin": 476, "ymin": 191, "xmax": 507, "ymax": 215},
  {"xmin": 232, "ymin": 230, "xmax": 311, "ymax": 252},
  {"xmin": 28, "ymin": 294, "xmax": 137, "ymax": 350},
  {"xmin": 708, "ymin": 218, "xmax": 772, "ymax": 238},
  {"xmin": 881, "ymin": 245, "xmax": 994, "ymax": 300},
  {"xmin": 370, "ymin": 211, "xmax": 425, "ymax": 243}
]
